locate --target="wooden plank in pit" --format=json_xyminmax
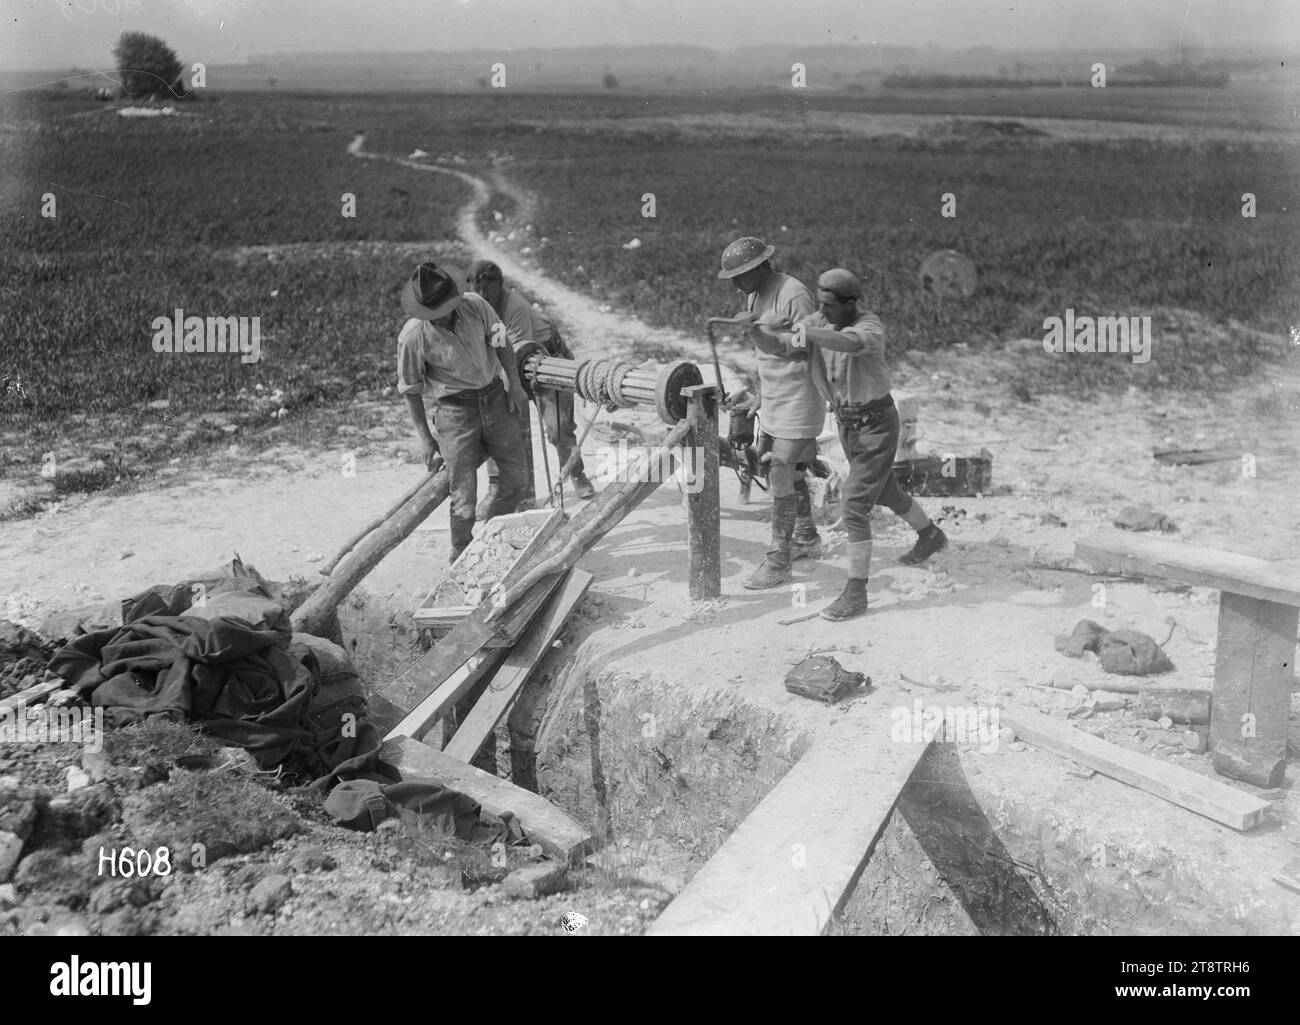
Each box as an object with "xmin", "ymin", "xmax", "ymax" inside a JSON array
[
  {"xmin": 443, "ymin": 569, "xmax": 593, "ymax": 762},
  {"xmin": 379, "ymin": 736, "xmax": 594, "ymax": 864},
  {"xmin": 648, "ymin": 710, "xmax": 932, "ymax": 936},
  {"xmin": 413, "ymin": 508, "xmax": 568, "ymax": 648},
  {"xmin": 383, "ymin": 647, "xmax": 509, "ymax": 744},
  {"xmin": 1074, "ymin": 531, "xmax": 1300, "ymax": 608},
  {"xmin": 1000, "ymin": 706, "xmax": 1271, "ymax": 831},
  {"xmin": 382, "ymin": 508, "xmax": 569, "ymax": 714},
  {"xmin": 382, "ymin": 574, "xmax": 566, "ymax": 714}
]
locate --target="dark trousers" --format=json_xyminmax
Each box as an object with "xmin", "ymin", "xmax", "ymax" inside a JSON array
[
  {"xmin": 838, "ymin": 397, "xmax": 913, "ymax": 542},
  {"xmin": 433, "ymin": 381, "xmax": 529, "ymax": 552},
  {"xmin": 485, "ymin": 387, "xmax": 582, "ymax": 480}
]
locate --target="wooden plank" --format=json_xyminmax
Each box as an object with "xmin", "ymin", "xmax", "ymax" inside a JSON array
[
  {"xmin": 683, "ymin": 385, "xmax": 721, "ymax": 600},
  {"xmin": 1074, "ymin": 532, "xmax": 1300, "ymax": 608},
  {"xmin": 383, "ymin": 510, "xmax": 570, "ymax": 714},
  {"xmin": 648, "ymin": 709, "xmax": 932, "ymax": 936},
  {"xmin": 1210, "ymin": 592, "xmax": 1295, "ymax": 788},
  {"xmin": 1000, "ymin": 706, "xmax": 1271, "ymax": 831},
  {"xmin": 379, "ymin": 736, "xmax": 594, "ymax": 863},
  {"xmin": 386, "ymin": 421, "xmax": 688, "ymax": 715},
  {"xmin": 382, "ymin": 648, "xmax": 509, "ymax": 744},
  {"xmin": 0, "ymin": 679, "xmax": 62, "ymax": 712},
  {"xmin": 382, "ymin": 574, "xmax": 563, "ymax": 713},
  {"xmin": 443, "ymin": 569, "xmax": 593, "ymax": 762}
]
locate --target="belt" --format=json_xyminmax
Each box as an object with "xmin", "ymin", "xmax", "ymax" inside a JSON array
[
  {"xmin": 438, "ymin": 379, "xmax": 503, "ymax": 405},
  {"xmin": 834, "ymin": 394, "xmax": 893, "ymax": 430}
]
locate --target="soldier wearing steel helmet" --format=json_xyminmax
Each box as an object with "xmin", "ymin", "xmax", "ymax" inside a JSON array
[
  {"xmin": 717, "ymin": 235, "xmax": 825, "ymax": 589},
  {"xmin": 747, "ymin": 267, "xmax": 947, "ymax": 620}
]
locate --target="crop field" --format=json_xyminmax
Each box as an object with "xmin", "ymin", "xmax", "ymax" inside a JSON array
[
  {"xmin": 2, "ymin": 87, "xmax": 1297, "ymax": 500},
  {"xmin": 1, "ymin": 95, "xmax": 466, "ymax": 421}
]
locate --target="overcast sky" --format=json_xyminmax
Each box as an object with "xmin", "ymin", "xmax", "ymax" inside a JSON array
[{"xmin": 5, "ymin": 0, "xmax": 1297, "ymax": 69}]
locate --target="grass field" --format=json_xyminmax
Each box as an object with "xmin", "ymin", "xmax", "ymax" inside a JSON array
[{"xmin": 2, "ymin": 87, "xmax": 1297, "ymax": 508}]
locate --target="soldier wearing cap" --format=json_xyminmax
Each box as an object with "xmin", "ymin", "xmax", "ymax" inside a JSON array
[
  {"xmin": 467, "ymin": 259, "xmax": 595, "ymax": 512},
  {"xmin": 749, "ymin": 267, "xmax": 947, "ymax": 620},
  {"xmin": 395, "ymin": 260, "xmax": 530, "ymax": 564},
  {"xmin": 717, "ymin": 236, "xmax": 825, "ymax": 589}
]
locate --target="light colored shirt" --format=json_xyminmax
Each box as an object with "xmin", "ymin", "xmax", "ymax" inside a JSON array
[
  {"xmin": 500, "ymin": 287, "xmax": 554, "ymax": 347},
  {"xmin": 799, "ymin": 304, "xmax": 891, "ymax": 406},
  {"xmin": 395, "ymin": 293, "xmax": 507, "ymax": 401},
  {"xmin": 745, "ymin": 272, "xmax": 822, "ymax": 439}
]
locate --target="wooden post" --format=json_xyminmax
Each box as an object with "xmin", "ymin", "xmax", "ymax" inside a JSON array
[
  {"xmin": 683, "ymin": 384, "xmax": 721, "ymax": 599},
  {"xmin": 1211, "ymin": 592, "xmax": 1296, "ymax": 788}
]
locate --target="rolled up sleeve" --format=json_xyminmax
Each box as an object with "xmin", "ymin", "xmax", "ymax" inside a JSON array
[
  {"xmin": 396, "ymin": 325, "xmax": 425, "ymax": 395},
  {"xmin": 840, "ymin": 315, "xmax": 886, "ymax": 359}
]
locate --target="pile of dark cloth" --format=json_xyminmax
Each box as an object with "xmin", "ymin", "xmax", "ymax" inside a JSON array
[
  {"xmin": 1054, "ymin": 619, "xmax": 1174, "ymax": 676},
  {"xmin": 44, "ymin": 559, "xmax": 537, "ymax": 842},
  {"xmin": 46, "ymin": 559, "xmax": 377, "ymax": 782}
]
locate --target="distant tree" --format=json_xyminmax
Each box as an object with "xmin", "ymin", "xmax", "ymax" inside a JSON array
[
  {"xmin": 603, "ymin": 72, "xmax": 619, "ymax": 89},
  {"xmin": 113, "ymin": 31, "xmax": 183, "ymax": 100}
]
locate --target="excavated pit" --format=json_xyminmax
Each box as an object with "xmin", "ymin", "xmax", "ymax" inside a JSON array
[
  {"xmin": 342, "ymin": 578, "xmax": 1295, "ymax": 936},
  {"xmin": 338, "ymin": 467, "xmax": 1298, "ymax": 936}
]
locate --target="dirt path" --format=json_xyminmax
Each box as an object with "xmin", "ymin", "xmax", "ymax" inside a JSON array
[{"xmin": 348, "ymin": 134, "xmax": 729, "ymax": 372}]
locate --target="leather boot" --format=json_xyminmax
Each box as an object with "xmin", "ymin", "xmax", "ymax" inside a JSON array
[
  {"xmin": 791, "ymin": 485, "xmax": 823, "ymax": 560},
  {"xmin": 571, "ymin": 471, "xmax": 596, "ymax": 499},
  {"xmin": 822, "ymin": 540, "xmax": 872, "ymax": 620},
  {"xmin": 899, "ymin": 523, "xmax": 948, "ymax": 565},
  {"xmin": 821, "ymin": 578, "xmax": 869, "ymax": 621},
  {"xmin": 744, "ymin": 494, "xmax": 797, "ymax": 589}
]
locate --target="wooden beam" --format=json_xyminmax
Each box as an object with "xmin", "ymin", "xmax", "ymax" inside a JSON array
[
  {"xmin": 648, "ymin": 709, "xmax": 932, "ymax": 936},
  {"xmin": 443, "ymin": 569, "xmax": 593, "ymax": 763},
  {"xmin": 292, "ymin": 467, "xmax": 451, "ymax": 638},
  {"xmin": 1210, "ymin": 592, "xmax": 1295, "ymax": 788},
  {"xmin": 382, "ymin": 648, "xmax": 509, "ymax": 744},
  {"xmin": 1000, "ymin": 706, "xmax": 1271, "ymax": 831},
  {"xmin": 683, "ymin": 385, "xmax": 721, "ymax": 600},
  {"xmin": 320, "ymin": 468, "xmax": 438, "ymax": 577},
  {"xmin": 379, "ymin": 736, "xmax": 594, "ymax": 863},
  {"xmin": 1074, "ymin": 532, "xmax": 1300, "ymax": 608}
]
